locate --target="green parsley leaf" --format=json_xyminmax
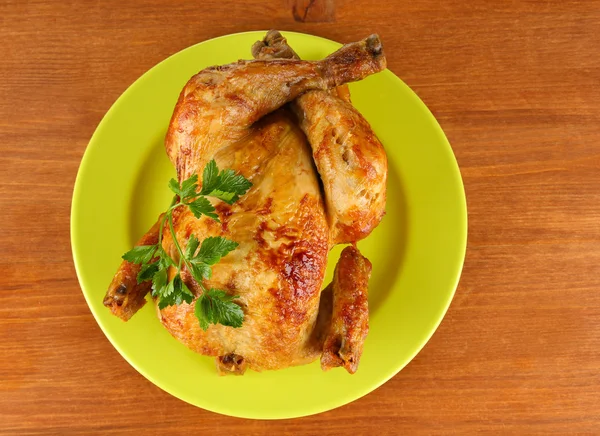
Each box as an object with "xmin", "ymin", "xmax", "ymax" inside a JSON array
[
  {"xmin": 185, "ymin": 234, "xmax": 213, "ymax": 282},
  {"xmin": 137, "ymin": 262, "xmax": 159, "ymax": 284},
  {"xmin": 163, "ymin": 275, "xmax": 176, "ymax": 296},
  {"xmin": 171, "ymin": 274, "xmax": 194, "ymax": 305},
  {"xmin": 157, "ymin": 274, "xmax": 195, "ymax": 309},
  {"xmin": 180, "ymin": 174, "xmax": 199, "ymax": 200},
  {"xmin": 122, "ymin": 244, "xmax": 157, "ymax": 264},
  {"xmin": 118, "ymin": 164, "xmax": 249, "ymax": 330},
  {"xmin": 188, "ymin": 261, "xmax": 212, "ymax": 283},
  {"xmin": 151, "ymin": 264, "xmax": 168, "ymax": 297},
  {"xmin": 168, "ymin": 178, "xmax": 180, "ymax": 196},
  {"xmin": 157, "ymin": 247, "xmax": 175, "ymax": 268},
  {"xmin": 158, "ymin": 292, "xmax": 176, "ymax": 309},
  {"xmin": 185, "ymin": 234, "xmax": 200, "ymax": 258},
  {"xmin": 200, "ymin": 160, "xmax": 252, "ymax": 205},
  {"xmin": 195, "ymin": 296, "xmax": 210, "ymax": 330},
  {"xmin": 205, "ymin": 189, "xmax": 236, "ymax": 204},
  {"xmin": 194, "ymin": 236, "xmax": 238, "ymax": 265},
  {"xmin": 194, "ymin": 288, "xmax": 244, "ymax": 331},
  {"xmin": 178, "ymin": 282, "xmax": 195, "ymax": 305},
  {"xmin": 168, "ymin": 174, "xmax": 199, "ymax": 201},
  {"xmin": 201, "ymin": 159, "xmax": 219, "ymax": 195},
  {"xmin": 187, "ymin": 196, "xmax": 219, "ymax": 221}
]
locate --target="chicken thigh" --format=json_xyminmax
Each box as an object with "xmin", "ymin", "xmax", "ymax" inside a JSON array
[{"xmin": 252, "ymin": 30, "xmax": 388, "ymax": 244}]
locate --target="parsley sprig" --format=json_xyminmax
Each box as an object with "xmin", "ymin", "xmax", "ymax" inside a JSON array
[{"xmin": 122, "ymin": 159, "xmax": 252, "ymax": 330}]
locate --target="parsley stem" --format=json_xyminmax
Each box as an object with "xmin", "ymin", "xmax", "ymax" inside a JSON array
[
  {"xmin": 167, "ymin": 210, "xmax": 202, "ymax": 295},
  {"xmin": 168, "ymin": 211, "xmax": 186, "ymax": 264},
  {"xmin": 157, "ymin": 212, "xmax": 168, "ymax": 249},
  {"xmin": 157, "ymin": 196, "xmax": 179, "ymax": 249}
]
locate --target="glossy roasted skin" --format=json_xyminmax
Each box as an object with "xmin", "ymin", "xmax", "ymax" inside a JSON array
[
  {"xmin": 104, "ymin": 33, "xmax": 387, "ymax": 374},
  {"xmin": 252, "ymin": 30, "xmax": 388, "ymax": 244},
  {"xmin": 165, "ymin": 35, "xmax": 386, "ymax": 182},
  {"xmin": 158, "ymin": 37, "xmax": 385, "ymax": 372},
  {"xmin": 321, "ymin": 246, "xmax": 371, "ymax": 374},
  {"xmin": 161, "ymin": 110, "xmax": 329, "ymax": 372},
  {"xmin": 103, "ymin": 216, "xmax": 162, "ymax": 320},
  {"xmin": 293, "ymin": 93, "xmax": 388, "ymax": 243},
  {"xmin": 252, "ymin": 32, "xmax": 377, "ymax": 374}
]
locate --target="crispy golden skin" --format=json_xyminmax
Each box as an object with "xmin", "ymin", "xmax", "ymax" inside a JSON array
[
  {"xmin": 321, "ymin": 246, "xmax": 371, "ymax": 374},
  {"xmin": 252, "ymin": 31, "xmax": 376, "ymax": 373},
  {"xmin": 160, "ymin": 110, "xmax": 330, "ymax": 371},
  {"xmin": 164, "ymin": 35, "xmax": 386, "ymax": 182},
  {"xmin": 253, "ymin": 30, "xmax": 388, "ymax": 244},
  {"xmin": 293, "ymin": 92, "xmax": 388, "ymax": 243},
  {"xmin": 103, "ymin": 216, "xmax": 162, "ymax": 321},
  {"xmin": 104, "ymin": 33, "xmax": 386, "ymax": 373}
]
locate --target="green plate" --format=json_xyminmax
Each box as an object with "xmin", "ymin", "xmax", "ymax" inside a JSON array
[{"xmin": 71, "ymin": 31, "xmax": 467, "ymax": 419}]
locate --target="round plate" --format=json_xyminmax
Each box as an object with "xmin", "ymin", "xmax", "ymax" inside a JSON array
[{"xmin": 71, "ymin": 31, "xmax": 467, "ymax": 419}]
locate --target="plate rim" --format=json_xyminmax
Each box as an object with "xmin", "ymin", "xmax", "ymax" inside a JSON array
[{"xmin": 70, "ymin": 30, "xmax": 468, "ymax": 419}]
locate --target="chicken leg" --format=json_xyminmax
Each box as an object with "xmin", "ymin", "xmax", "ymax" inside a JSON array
[
  {"xmin": 252, "ymin": 30, "xmax": 388, "ymax": 244},
  {"xmin": 165, "ymin": 36, "xmax": 386, "ymax": 182}
]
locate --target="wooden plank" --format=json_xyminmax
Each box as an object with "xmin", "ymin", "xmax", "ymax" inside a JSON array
[{"xmin": 1, "ymin": 0, "xmax": 599, "ymax": 433}]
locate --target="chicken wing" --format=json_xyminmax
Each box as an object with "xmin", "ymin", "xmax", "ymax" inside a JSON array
[
  {"xmin": 321, "ymin": 246, "xmax": 371, "ymax": 374},
  {"xmin": 103, "ymin": 215, "xmax": 163, "ymax": 320}
]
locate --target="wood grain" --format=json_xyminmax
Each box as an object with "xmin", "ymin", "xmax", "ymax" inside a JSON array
[
  {"xmin": 290, "ymin": 0, "xmax": 336, "ymax": 22},
  {"xmin": 1, "ymin": 0, "xmax": 599, "ymax": 433}
]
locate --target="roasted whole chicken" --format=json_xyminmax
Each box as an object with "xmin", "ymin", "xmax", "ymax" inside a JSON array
[{"xmin": 104, "ymin": 31, "xmax": 388, "ymax": 375}]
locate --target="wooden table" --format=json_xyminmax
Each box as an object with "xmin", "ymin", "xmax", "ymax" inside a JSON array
[{"xmin": 2, "ymin": 0, "xmax": 599, "ymax": 433}]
